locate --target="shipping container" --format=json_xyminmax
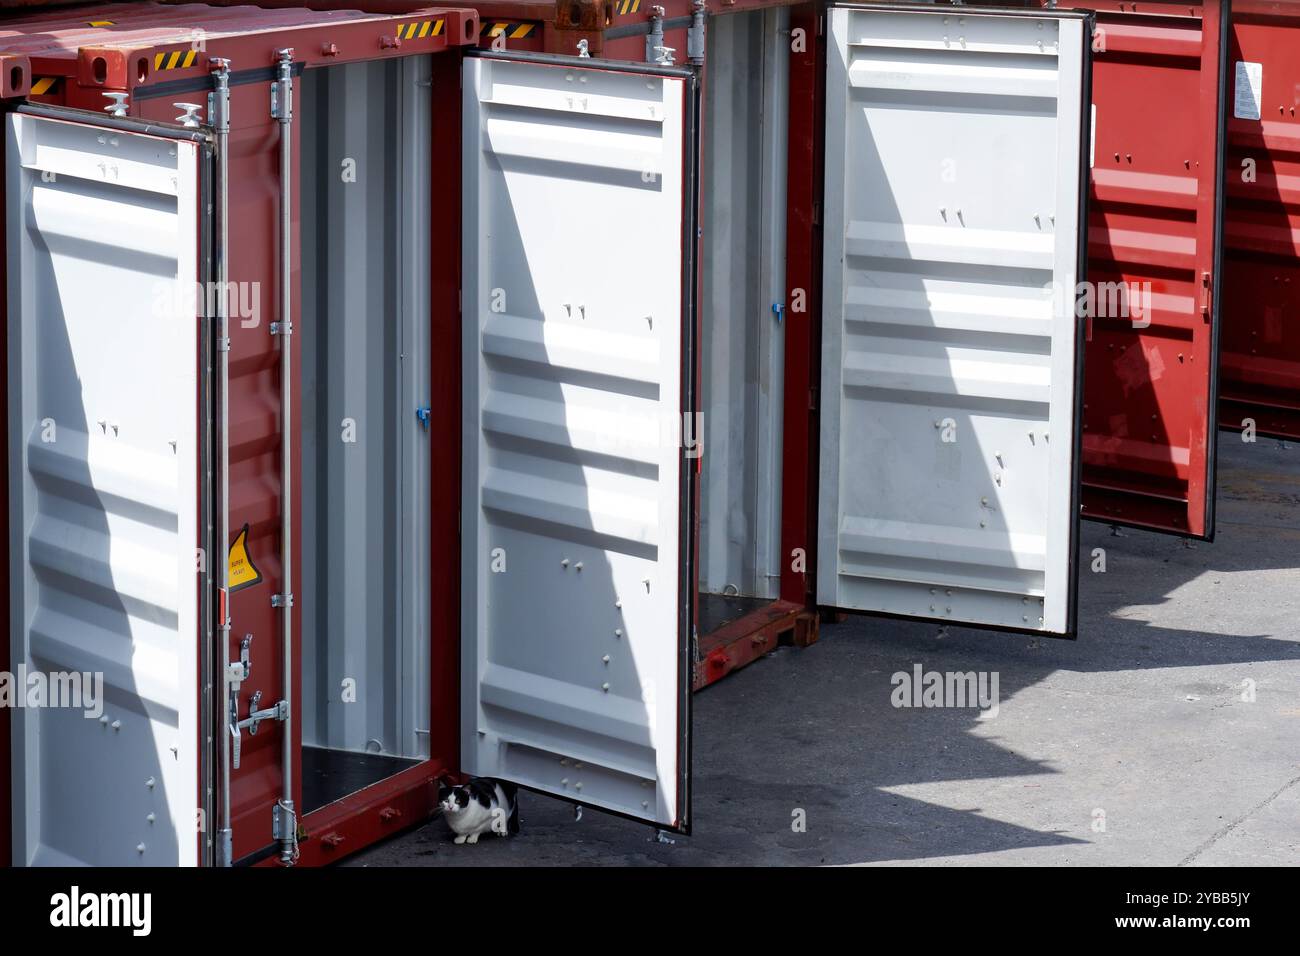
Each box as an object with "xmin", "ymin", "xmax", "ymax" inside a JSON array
[
  {"xmin": 4, "ymin": 0, "xmax": 1098, "ymax": 867},
  {"xmin": 1219, "ymin": 0, "xmax": 1300, "ymax": 439},
  {"xmin": 1024, "ymin": 0, "xmax": 1229, "ymax": 538},
  {"xmin": 1, "ymin": 0, "xmax": 480, "ymax": 867}
]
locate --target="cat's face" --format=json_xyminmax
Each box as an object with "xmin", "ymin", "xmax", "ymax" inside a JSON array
[{"xmin": 438, "ymin": 783, "xmax": 471, "ymax": 815}]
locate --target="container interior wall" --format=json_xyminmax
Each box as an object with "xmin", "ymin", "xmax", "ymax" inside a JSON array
[
  {"xmin": 298, "ymin": 56, "xmax": 433, "ymax": 802},
  {"xmin": 698, "ymin": 6, "xmax": 789, "ymax": 603}
]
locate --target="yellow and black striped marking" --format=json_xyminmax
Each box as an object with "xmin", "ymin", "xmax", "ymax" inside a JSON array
[
  {"xmin": 29, "ymin": 76, "xmax": 60, "ymax": 96},
  {"xmin": 87, "ymin": 20, "xmax": 115, "ymax": 27},
  {"xmin": 480, "ymin": 22, "xmax": 536, "ymax": 40},
  {"xmin": 395, "ymin": 19, "xmax": 445, "ymax": 40},
  {"xmin": 616, "ymin": 0, "xmax": 641, "ymax": 15},
  {"xmin": 153, "ymin": 49, "xmax": 200, "ymax": 70}
]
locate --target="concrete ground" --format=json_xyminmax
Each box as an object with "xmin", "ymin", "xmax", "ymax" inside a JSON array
[{"xmin": 350, "ymin": 434, "xmax": 1300, "ymax": 866}]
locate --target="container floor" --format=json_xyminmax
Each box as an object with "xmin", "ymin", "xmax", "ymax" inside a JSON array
[
  {"xmin": 698, "ymin": 592, "xmax": 774, "ymax": 637},
  {"xmin": 302, "ymin": 746, "xmax": 422, "ymax": 814}
]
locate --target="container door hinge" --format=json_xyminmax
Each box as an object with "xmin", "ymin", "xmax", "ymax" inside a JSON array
[
  {"xmin": 270, "ymin": 60, "xmax": 294, "ymax": 121},
  {"xmin": 646, "ymin": 6, "xmax": 666, "ymax": 63},
  {"xmin": 271, "ymin": 592, "xmax": 295, "ymax": 608},
  {"xmin": 270, "ymin": 321, "xmax": 293, "ymax": 337},
  {"xmin": 686, "ymin": 0, "xmax": 707, "ymax": 66},
  {"xmin": 216, "ymin": 336, "xmax": 231, "ymax": 352},
  {"xmin": 208, "ymin": 58, "xmax": 231, "ymax": 135},
  {"xmin": 216, "ymin": 829, "xmax": 233, "ymax": 867},
  {"xmin": 271, "ymin": 796, "xmax": 299, "ymax": 863}
]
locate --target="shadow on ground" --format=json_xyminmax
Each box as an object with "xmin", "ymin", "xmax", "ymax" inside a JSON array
[{"xmin": 348, "ymin": 435, "xmax": 1300, "ymax": 866}]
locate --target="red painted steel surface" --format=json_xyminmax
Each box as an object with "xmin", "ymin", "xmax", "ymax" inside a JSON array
[
  {"xmin": 1220, "ymin": 0, "xmax": 1300, "ymax": 440},
  {"xmin": 0, "ymin": 2, "xmax": 476, "ymax": 106},
  {"xmin": 779, "ymin": 1, "xmax": 822, "ymax": 606},
  {"xmin": 0, "ymin": 1, "xmax": 475, "ymax": 866},
  {"xmin": 1069, "ymin": 0, "xmax": 1227, "ymax": 538}
]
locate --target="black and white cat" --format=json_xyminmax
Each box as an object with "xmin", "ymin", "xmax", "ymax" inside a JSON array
[{"xmin": 438, "ymin": 777, "xmax": 520, "ymax": 844}]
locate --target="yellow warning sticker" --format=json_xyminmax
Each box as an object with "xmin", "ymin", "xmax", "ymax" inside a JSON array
[{"xmin": 228, "ymin": 524, "xmax": 263, "ymax": 592}]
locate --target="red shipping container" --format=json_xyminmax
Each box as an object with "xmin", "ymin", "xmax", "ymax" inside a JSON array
[
  {"xmin": 1044, "ymin": 0, "xmax": 1229, "ymax": 538},
  {"xmin": 1220, "ymin": 0, "xmax": 1300, "ymax": 440}
]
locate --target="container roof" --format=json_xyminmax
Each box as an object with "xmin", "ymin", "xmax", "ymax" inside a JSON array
[
  {"xmin": 0, "ymin": 1, "xmax": 476, "ymax": 98},
  {"xmin": 0, "ymin": 1, "xmax": 471, "ymax": 57}
]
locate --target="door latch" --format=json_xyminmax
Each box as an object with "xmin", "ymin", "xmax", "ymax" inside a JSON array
[{"xmin": 228, "ymin": 633, "xmax": 288, "ymax": 770}]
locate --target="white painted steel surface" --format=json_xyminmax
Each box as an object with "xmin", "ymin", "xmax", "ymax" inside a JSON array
[
  {"xmin": 818, "ymin": 8, "xmax": 1088, "ymax": 634},
  {"xmin": 461, "ymin": 57, "xmax": 689, "ymax": 827},
  {"xmin": 6, "ymin": 114, "xmax": 200, "ymax": 864},
  {"xmin": 699, "ymin": 8, "xmax": 788, "ymax": 601}
]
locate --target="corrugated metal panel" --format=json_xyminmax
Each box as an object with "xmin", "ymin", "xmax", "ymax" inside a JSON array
[
  {"xmin": 1220, "ymin": 0, "xmax": 1300, "ymax": 440},
  {"xmin": 299, "ymin": 56, "xmax": 432, "ymax": 764},
  {"xmin": 5, "ymin": 113, "xmax": 201, "ymax": 865},
  {"xmin": 698, "ymin": 8, "xmax": 788, "ymax": 600},
  {"xmin": 1076, "ymin": 0, "xmax": 1227, "ymax": 538},
  {"xmin": 460, "ymin": 53, "xmax": 693, "ymax": 828},
  {"xmin": 818, "ymin": 6, "xmax": 1089, "ymax": 635}
]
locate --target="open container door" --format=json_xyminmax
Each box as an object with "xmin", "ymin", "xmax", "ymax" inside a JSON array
[
  {"xmin": 818, "ymin": 5, "xmax": 1092, "ymax": 637},
  {"xmin": 461, "ymin": 51, "xmax": 697, "ymax": 829},
  {"xmin": 1074, "ymin": 0, "xmax": 1228, "ymax": 539},
  {"xmin": 6, "ymin": 107, "xmax": 209, "ymax": 864}
]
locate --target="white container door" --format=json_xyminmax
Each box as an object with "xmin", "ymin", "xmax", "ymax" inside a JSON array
[
  {"xmin": 818, "ymin": 6, "xmax": 1092, "ymax": 636},
  {"xmin": 6, "ymin": 112, "xmax": 205, "ymax": 864},
  {"xmin": 461, "ymin": 54, "xmax": 697, "ymax": 829}
]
